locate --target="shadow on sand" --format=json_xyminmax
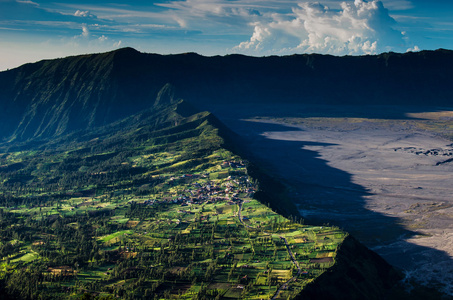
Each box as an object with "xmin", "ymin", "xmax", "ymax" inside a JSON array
[{"xmin": 211, "ymin": 111, "xmax": 453, "ymax": 296}]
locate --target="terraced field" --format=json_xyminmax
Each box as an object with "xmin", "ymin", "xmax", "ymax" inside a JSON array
[{"xmin": 0, "ymin": 101, "xmax": 346, "ymax": 299}]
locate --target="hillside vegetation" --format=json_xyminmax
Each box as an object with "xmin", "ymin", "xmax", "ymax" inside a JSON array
[{"xmin": 0, "ymin": 96, "xmax": 351, "ymax": 299}]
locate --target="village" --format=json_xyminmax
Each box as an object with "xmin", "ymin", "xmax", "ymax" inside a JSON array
[
  {"xmin": 136, "ymin": 160, "xmax": 256, "ymax": 209},
  {"xmin": 0, "ymin": 144, "xmax": 346, "ymax": 299}
]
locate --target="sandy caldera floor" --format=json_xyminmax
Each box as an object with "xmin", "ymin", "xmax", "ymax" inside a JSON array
[{"xmin": 206, "ymin": 104, "xmax": 453, "ymax": 295}]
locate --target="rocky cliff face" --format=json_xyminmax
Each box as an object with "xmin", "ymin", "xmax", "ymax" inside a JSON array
[
  {"xmin": 297, "ymin": 235, "xmax": 446, "ymax": 300},
  {"xmin": 297, "ymin": 235, "xmax": 401, "ymax": 300}
]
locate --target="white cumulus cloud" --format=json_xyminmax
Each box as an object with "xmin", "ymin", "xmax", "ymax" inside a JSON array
[
  {"xmin": 81, "ymin": 25, "xmax": 90, "ymax": 37},
  {"xmin": 235, "ymin": 0, "xmax": 405, "ymax": 55},
  {"xmin": 74, "ymin": 10, "xmax": 97, "ymax": 19},
  {"xmin": 98, "ymin": 35, "xmax": 108, "ymax": 42},
  {"xmin": 407, "ymin": 45, "xmax": 420, "ymax": 52}
]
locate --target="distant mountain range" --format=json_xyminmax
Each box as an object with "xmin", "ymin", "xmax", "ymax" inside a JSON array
[{"xmin": 0, "ymin": 47, "xmax": 452, "ymax": 142}]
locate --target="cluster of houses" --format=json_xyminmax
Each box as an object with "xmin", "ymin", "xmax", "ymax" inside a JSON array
[
  {"xmin": 221, "ymin": 160, "xmax": 247, "ymax": 169},
  {"xmin": 136, "ymin": 162, "xmax": 256, "ymax": 209}
]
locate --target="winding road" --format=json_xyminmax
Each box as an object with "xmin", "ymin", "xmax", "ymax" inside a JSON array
[{"xmin": 237, "ymin": 201, "xmax": 302, "ymax": 299}]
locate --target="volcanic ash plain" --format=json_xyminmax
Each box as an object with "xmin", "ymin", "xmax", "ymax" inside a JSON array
[{"xmin": 207, "ymin": 104, "xmax": 453, "ymax": 295}]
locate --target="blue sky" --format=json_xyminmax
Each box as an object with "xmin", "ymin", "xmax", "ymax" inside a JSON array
[{"xmin": 1, "ymin": 0, "xmax": 452, "ymax": 71}]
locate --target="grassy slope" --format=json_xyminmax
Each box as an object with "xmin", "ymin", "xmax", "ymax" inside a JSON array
[{"xmin": 0, "ymin": 101, "xmax": 347, "ymax": 299}]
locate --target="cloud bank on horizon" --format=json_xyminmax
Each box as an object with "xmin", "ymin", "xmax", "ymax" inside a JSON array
[
  {"xmin": 235, "ymin": 0, "xmax": 404, "ymax": 55},
  {"xmin": 0, "ymin": 0, "xmax": 452, "ymax": 70}
]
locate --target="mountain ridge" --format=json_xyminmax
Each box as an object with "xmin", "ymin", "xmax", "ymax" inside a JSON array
[{"xmin": 1, "ymin": 47, "xmax": 453, "ymax": 142}]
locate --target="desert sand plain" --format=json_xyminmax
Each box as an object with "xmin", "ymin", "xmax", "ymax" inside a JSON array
[{"xmin": 207, "ymin": 104, "xmax": 453, "ymax": 295}]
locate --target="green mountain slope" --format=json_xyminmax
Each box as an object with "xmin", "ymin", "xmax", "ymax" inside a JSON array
[
  {"xmin": 0, "ymin": 90, "xmax": 405, "ymax": 299},
  {"xmin": 0, "ymin": 48, "xmax": 165, "ymax": 141},
  {"xmin": 0, "ymin": 95, "xmax": 347, "ymax": 299}
]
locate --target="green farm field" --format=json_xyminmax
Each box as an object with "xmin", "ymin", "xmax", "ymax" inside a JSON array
[{"xmin": 0, "ymin": 101, "xmax": 346, "ymax": 299}]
